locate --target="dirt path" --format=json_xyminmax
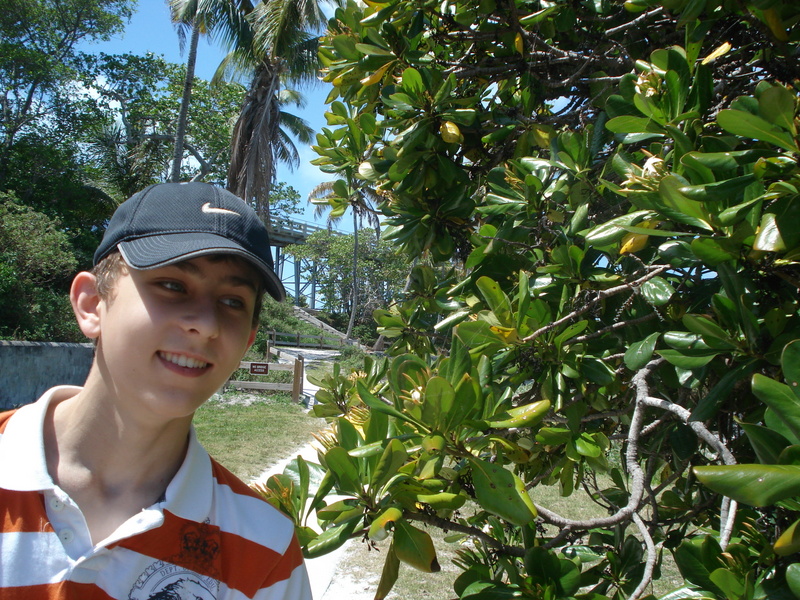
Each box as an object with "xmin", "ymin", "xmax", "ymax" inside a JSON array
[{"xmin": 249, "ymin": 346, "xmax": 374, "ymax": 600}]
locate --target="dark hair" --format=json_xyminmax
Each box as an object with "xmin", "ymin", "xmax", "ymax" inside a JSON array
[{"xmin": 90, "ymin": 251, "xmax": 264, "ymax": 327}]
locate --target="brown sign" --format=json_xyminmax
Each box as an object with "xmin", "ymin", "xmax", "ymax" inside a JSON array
[{"xmin": 249, "ymin": 362, "xmax": 270, "ymax": 375}]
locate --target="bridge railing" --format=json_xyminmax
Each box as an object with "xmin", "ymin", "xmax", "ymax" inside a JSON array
[{"xmin": 268, "ymin": 217, "xmax": 329, "ymax": 238}]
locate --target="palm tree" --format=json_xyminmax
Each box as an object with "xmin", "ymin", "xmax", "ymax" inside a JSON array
[
  {"xmin": 309, "ymin": 180, "xmax": 382, "ymax": 340},
  {"xmin": 169, "ymin": 0, "xmax": 330, "ymax": 221},
  {"xmin": 168, "ymin": 7, "xmax": 205, "ymax": 182}
]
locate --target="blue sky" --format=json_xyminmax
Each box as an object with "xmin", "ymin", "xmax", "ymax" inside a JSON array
[{"xmin": 79, "ymin": 0, "xmax": 337, "ymax": 227}]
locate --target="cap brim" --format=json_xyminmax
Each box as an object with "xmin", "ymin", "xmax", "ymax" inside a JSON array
[{"xmin": 118, "ymin": 233, "xmax": 286, "ymax": 302}]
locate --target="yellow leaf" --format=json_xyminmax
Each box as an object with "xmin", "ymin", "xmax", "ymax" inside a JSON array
[
  {"xmin": 360, "ymin": 61, "xmax": 393, "ymax": 86},
  {"xmin": 514, "ymin": 32, "xmax": 524, "ymax": 55},
  {"xmin": 489, "ymin": 325, "xmax": 520, "ymax": 344},
  {"xmin": 530, "ymin": 123, "xmax": 556, "ymax": 148},
  {"xmin": 762, "ymin": 8, "xmax": 789, "ymax": 42},
  {"xmin": 620, "ymin": 232, "xmax": 649, "ymax": 254},
  {"xmin": 701, "ymin": 41, "xmax": 731, "ymax": 65},
  {"xmin": 440, "ymin": 121, "xmax": 463, "ymax": 144}
]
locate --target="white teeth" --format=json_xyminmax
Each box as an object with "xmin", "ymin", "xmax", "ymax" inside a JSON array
[{"xmin": 160, "ymin": 352, "xmax": 208, "ymax": 369}]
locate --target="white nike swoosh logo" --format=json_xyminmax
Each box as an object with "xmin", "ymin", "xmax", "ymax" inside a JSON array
[{"xmin": 202, "ymin": 202, "xmax": 240, "ymax": 216}]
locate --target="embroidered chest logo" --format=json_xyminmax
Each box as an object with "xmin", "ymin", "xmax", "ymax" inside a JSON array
[{"xmin": 129, "ymin": 523, "xmax": 221, "ymax": 600}]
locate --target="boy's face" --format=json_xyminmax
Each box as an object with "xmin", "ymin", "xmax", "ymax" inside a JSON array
[{"xmin": 85, "ymin": 255, "xmax": 259, "ymax": 424}]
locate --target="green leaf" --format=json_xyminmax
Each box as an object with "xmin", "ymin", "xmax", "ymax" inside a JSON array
[
  {"xmin": 605, "ymin": 115, "xmax": 665, "ymax": 134},
  {"xmin": 358, "ymin": 381, "xmax": 423, "ymax": 428},
  {"xmin": 461, "ymin": 582, "xmax": 523, "ymax": 599},
  {"xmin": 325, "ymin": 446, "xmax": 361, "ymax": 495},
  {"xmin": 455, "ymin": 320, "xmax": 512, "ymax": 353},
  {"xmin": 760, "ymin": 85, "xmax": 797, "ymax": 134},
  {"xmin": 468, "ymin": 457, "xmax": 537, "ymax": 526},
  {"xmin": 355, "ymin": 43, "xmax": 394, "ymax": 56},
  {"xmin": 304, "ymin": 518, "xmax": 360, "ymax": 558},
  {"xmin": 658, "ymin": 176, "xmax": 713, "ymax": 230},
  {"xmin": 657, "ymin": 348, "xmax": 718, "ymax": 369},
  {"xmin": 370, "ymin": 438, "xmax": 408, "ymax": 493},
  {"xmin": 752, "ymin": 374, "xmax": 800, "ymax": 441},
  {"xmin": 401, "ymin": 67, "xmax": 425, "ymax": 96},
  {"xmin": 624, "ymin": 332, "xmax": 660, "ymax": 370},
  {"xmin": 754, "ymin": 212, "xmax": 787, "ymax": 252},
  {"xmin": 583, "ymin": 210, "xmax": 656, "ymax": 246},
  {"xmin": 783, "ymin": 341, "xmax": 800, "ymax": 399},
  {"xmin": 422, "ymin": 376, "xmax": 455, "ymax": 432},
  {"xmin": 482, "ymin": 399, "xmax": 550, "ymax": 429},
  {"xmin": 682, "ymin": 314, "xmax": 737, "ymax": 348},
  {"xmin": 575, "ymin": 432, "xmax": 602, "ymax": 457},
  {"xmin": 393, "ymin": 521, "xmax": 440, "ymax": 572},
  {"xmin": 741, "ymin": 421, "xmax": 790, "ymax": 464},
  {"xmin": 694, "ymin": 464, "xmax": 800, "ymax": 506},
  {"xmin": 709, "ymin": 568, "xmax": 746, "ymax": 599},
  {"xmin": 786, "ymin": 563, "xmax": 800, "ymax": 597},
  {"xmin": 690, "ymin": 237, "xmax": 738, "ymax": 265},
  {"xmin": 374, "ymin": 540, "xmax": 401, "ymax": 600},
  {"xmin": 673, "ymin": 536, "xmax": 724, "ymax": 595},
  {"xmin": 640, "ymin": 276, "xmax": 675, "ymax": 306},
  {"xmin": 691, "ymin": 360, "xmax": 757, "ymax": 422},
  {"xmin": 717, "ymin": 109, "xmax": 797, "ymax": 153},
  {"xmin": 368, "ymin": 506, "xmax": 403, "ymax": 541},
  {"xmin": 476, "ymin": 276, "xmax": 513, "ymax": 327},
  {"xmin": 581, "ymin": 356, "xmax": 615, "ymax": 385}
]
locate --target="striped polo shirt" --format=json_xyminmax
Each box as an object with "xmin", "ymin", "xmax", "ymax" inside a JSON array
[{"xmin": 0, "ymin": 386, "xmax": 311, "ymax": 600}]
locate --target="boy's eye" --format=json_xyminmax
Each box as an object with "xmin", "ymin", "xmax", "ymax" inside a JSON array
[
  {"xmin": 159, "ymin": 281, "xmax": 185, "ymax": 292},
  {"xmin": 221, "ymin": 297, "xmax": 246, "ymax": 310}
]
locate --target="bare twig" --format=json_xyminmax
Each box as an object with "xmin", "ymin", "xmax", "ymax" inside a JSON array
[
  {"xmin": 606, "ymin": 8, "xmax": 664, "ymax": 36},
  {"xmin": 630, "ymin": 512, "xmax": 658, "ymax": 600},
  {"xmin": 522, "ymin": 265, "xmax": 670, "ymax": 343},
  {"xmin": 406, "ymin": 512, "xmax": 524, "ymax": 558},
  {"xmin": 641, "ymin": 395, "xmax": 738, "ymax": 547}
]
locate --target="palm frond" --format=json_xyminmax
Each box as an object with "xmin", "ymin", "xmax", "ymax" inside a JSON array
[
  {"xmin": 278, "ymin": 110, "xmax": 313, "ymax": 144},
  {"xmin": 273, "ymin": 128, "xmax": 301, "ymax": 168}
]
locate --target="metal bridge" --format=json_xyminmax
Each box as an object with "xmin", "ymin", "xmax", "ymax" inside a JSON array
[{"xmin": 267, "ymin": 216, "xmax": 337, "ymax": 308}]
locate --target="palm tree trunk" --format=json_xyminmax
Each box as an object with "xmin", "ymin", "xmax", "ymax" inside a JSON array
[
  {"xmin": 169, "ymin": 18, "xmax": 200, "ymax": 182},
  {"xmin": 170, "ymin": 18, "xmax": 200, "ymax": 182},
  {"xmin": 227, "ymin": 62, "xmax": 281, "ymax": 222}
]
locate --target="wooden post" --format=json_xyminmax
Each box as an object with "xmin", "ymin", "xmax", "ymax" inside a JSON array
[{"xmin": 292, "ymin": 356, "xmax": 304, "ymax": 403}]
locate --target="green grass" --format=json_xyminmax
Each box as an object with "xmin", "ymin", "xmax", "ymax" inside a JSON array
[{"xmin": 193, "ymin": 392, "xmax": 325, "ymax": 481}]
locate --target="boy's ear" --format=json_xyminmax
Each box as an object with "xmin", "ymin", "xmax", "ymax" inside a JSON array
[
  {"xmin": 246, "ymin": 327, "xmax": 258, "ymax": 350},
  {"xmin": 71, "ymin": 271, "xmax": 102, "ymax": 340}
]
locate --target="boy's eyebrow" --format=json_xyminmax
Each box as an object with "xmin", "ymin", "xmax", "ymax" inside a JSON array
[{"xmin": 171, "ymin": 260, "xmax": 259, "ymax": 293}]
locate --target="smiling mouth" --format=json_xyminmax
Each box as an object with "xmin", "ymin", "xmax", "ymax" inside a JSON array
[{"xmin": 159, "ymin": 351, "xmax": 210, "ymax": 369}]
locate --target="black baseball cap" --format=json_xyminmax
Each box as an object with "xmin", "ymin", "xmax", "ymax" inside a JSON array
[{"xmin": 94, "ymin": 182, "xmax": 285, "ymax": 301}]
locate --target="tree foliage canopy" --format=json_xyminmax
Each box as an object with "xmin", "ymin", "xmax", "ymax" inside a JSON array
[
  {"xmin": 257, "ymin": 0, "xmax": 800, "ymax": 598},
  {"xmin": 287, "ymin": 227, "xmax": 408, "ymax": 332}
]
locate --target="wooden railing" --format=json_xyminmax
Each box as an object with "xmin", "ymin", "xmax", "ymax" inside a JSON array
[
  {"xmin": 267, "ymin": 330, "xmax": 353, "ymax": 350},
  {"xmin": 225, "ymin": 357, "xmax": 304, "ymax": 403}
]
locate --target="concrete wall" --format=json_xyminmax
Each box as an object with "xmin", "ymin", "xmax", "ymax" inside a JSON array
[{"xmin": 0, "ymin": 341, "xmax": 93, "ymax": 410}]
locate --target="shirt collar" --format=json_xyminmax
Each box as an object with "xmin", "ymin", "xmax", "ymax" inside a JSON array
[
  {"xmin": 0, "ymin": 386, "xmax": 81, "ymax": 491},
  {"xmin": 162, "ymin": 426, "xmax": 213, "ymax": 521},
  {"xmin": 0, "ymin": 386, "xmax": 213, "ymax": 523}
]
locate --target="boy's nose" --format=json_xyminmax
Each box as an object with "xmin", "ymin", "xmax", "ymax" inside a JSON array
[{"xmin": 183, "ymin": 299, "xmax": 220, "ymax": 338}]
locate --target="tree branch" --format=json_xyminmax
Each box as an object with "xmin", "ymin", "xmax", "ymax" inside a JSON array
[
  {"xmin": 521, "ymin": 265, "xmax": 670, "ymax": 343},
  {"xmin": 405, "ymin": 512, "xmax": 524, "ymax": 558}
]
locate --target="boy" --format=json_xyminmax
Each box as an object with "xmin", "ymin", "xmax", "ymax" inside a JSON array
[{"xmin": 0, "ymin": 182, "xmax": 311, "ymax": 599}]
